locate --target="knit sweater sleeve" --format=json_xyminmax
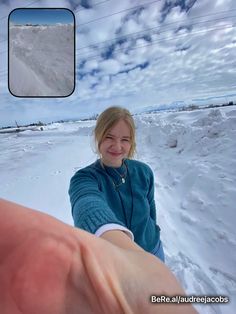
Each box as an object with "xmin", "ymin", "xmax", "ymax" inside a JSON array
[
  {"xmin": 147, "ymin": 167, "xmax": 157, "ymax": 222},
  {"xmin": 68, "ymin": 168, "xmax": 126, "ymax": 234}
]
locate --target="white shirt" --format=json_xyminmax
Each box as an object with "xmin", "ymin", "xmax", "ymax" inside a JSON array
[{"xmin": 95, "ymin": 223, "xmax": 134, "ymax": 241}]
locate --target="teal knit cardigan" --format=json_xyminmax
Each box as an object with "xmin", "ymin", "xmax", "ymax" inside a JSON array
[{"xmin": 69, "ymin": 159, "xmax": 160, "ymax": 252}]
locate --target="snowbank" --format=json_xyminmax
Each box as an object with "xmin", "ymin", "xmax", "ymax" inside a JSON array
[{"xmin": 9, "ymin": 24, "xmax": 74, "ymax": 96}]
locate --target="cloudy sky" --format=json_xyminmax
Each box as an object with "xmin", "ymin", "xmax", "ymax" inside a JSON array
[{"xmin": 0, "ymin": 0, "xmax": 236, "ymax": 127}]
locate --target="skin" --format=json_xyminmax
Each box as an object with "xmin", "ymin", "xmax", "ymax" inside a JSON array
[
  {"xmin": 0, "ymin": 199, "xmax": 197, "ymax": 314},
  {"xmin": 99, "ymin": 119, "xmax": 132, "ymax": 168}
]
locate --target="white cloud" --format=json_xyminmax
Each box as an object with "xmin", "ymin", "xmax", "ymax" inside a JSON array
[
  {"xmin": 215, "ymin": 0, "xmax": 232, "ymax": 8},
  {"xmin": 163, "ymin": 6, "xmax": 187, "ymax": 24},
  {"xmin": 99, "ymin": 58, "xmax": 121, "ymax": 75},
  {"xmin": 84, "ymin": 59, "xmax": 99, "ymax": 71}
]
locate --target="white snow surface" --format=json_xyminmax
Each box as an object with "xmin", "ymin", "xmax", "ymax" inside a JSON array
[
  {"xmin": 9, "ymin": 24, "xmax": 74, "ymax": 96},
  {"xmin": 1, "ymin": 107, "xmax": 236, "ymax": 314}
]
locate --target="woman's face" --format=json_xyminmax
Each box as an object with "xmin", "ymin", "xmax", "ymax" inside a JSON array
[{"xmin": 99, "ymin": 119, "xmax": 132, "ymax": 167}]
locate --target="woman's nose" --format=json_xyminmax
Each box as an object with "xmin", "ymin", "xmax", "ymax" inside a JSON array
[{"xmin": 113, "ymin": 140, "xmax": 121, "ymax": 150}]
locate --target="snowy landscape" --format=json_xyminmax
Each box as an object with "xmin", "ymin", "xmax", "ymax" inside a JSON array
[
  {"xmin": 1, "ymin": 1, "xmax": 235, "ymax": 312},
  {"xmin": 9, "ymin": 23, "xmax": 74, "ymax": 97},
  {"xmin": 1, "ymin": 105, "xmax": 235, "ymax": 314}
]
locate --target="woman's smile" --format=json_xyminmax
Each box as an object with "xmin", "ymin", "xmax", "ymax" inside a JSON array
[{"xmin": 108, "ymin": 151, "xmax": 123, "ymax": 156}]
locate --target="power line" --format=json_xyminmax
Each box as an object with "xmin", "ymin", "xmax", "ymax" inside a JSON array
[
  {"xmin": 77, "ymin": 0, "xmax": 161, "ymax": 27},
  {"xmin": 76, "ymin": 9, "xmax": 236, "ymax": 51},
  {"xmin": 0, "ymin": 0, "xmax": 112, "ymax": 21},
  {"xmin": 1, "ymin": 16, "xmax": 235, "ymax": 57},
  {"xmin": 0, "ymin": 0, "xmax": 112, "ymax": 45},
  {"xmin": 76, "ymin": 23, "xmax": 236, "ymax": 63},
  {"xmin": 0, "ymin": 0, "xmax": 161, "ymax": 48},
  {"xmin": 1, "ymin": 3, "xmax": 235, "ymax": 63},
  {"xmin": 0, "ymin": 0, "xmax": 40, "ymax": 21},
  {"xmin": 76, "ymin": 15, "xmax": 236, "ymax": 57}
]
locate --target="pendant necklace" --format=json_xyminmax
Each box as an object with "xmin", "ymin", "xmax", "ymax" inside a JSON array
[
  {"xmin": 113, "ymin": 163, "xmax": 127, "ymax": 184},
  {"xmin": 103, "ymin": 161, "xmax": 128, "ymax": 189}
]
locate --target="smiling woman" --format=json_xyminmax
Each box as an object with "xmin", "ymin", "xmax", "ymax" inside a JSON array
[
  {"xmin": 69, "ymin": 106, "xmax": 165, "ymax": 262},
  {"xmin": 95, "ymin": 107, "xmax": 135, "ymax": 167}
]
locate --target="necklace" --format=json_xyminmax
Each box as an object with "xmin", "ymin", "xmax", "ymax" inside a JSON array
[
  {"xmin": 102, "ymin": 160, "xmax": 128, "ymax": 189},
  {"xmin": 113, "ymin": 163, "xmax": 127, "ymax": 184}
]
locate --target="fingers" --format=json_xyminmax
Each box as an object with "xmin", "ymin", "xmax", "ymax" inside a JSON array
[
  {"xmin": 0, "ymin": 199, "xmax": 129, "ymax": 313},
  {"xmin": 0, "ymin": 199, "xmax": 197, "ymax": 314},
  {"xmin": 74, "ymin": 229, "xmax": 198, "ymax": 314}
]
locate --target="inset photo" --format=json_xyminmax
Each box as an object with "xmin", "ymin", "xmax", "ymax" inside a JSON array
[{"xmin": 8, "ymin": 8, "xmax": 75, "ymax": 97}]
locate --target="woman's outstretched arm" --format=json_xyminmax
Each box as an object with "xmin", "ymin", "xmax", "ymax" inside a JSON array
[{"xmin": 0, "ymin": 198, "xmax": 197, "ymax": 314}]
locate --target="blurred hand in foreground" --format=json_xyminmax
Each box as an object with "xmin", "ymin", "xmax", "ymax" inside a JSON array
[{"xmin": 0, "ymin": 199, "xmax": 197, "ymax": 314}]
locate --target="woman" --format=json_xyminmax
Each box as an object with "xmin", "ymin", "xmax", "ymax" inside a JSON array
[{"xmin": 69, "ymin": 106, "xmax": 164, "ymax": 262}]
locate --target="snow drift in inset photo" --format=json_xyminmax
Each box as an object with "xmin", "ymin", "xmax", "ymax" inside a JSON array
[{"xmin": 9, "ymin": 24, "xmax": 75, "ymax": 97}]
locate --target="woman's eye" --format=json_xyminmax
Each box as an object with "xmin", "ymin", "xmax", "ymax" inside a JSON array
[{"xmin": 122, "ymin": 139, "xmax": 129, "ymax": 142}]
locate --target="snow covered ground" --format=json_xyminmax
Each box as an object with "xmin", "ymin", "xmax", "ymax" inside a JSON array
[
  {"xmin": 9, "ymin": 24, "xmax": 74, "ymax": 96},
  {"xmin": 1, "ymin": 106, "xmax": 236, "ymax": 313}
]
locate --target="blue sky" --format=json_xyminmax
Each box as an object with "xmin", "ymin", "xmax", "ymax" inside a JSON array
[
  {"xmin": 9, "ymin": 8, "xmax": 74, "ymax": 25},
  {"xmin": 0, "ymin": 0, "xmax": 236, "ymax": 127}
]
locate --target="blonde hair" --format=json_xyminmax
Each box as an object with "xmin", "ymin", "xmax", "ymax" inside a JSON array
[{"xmin": 94, "ymin": 106, "xmax": 136, "ymax": 158}]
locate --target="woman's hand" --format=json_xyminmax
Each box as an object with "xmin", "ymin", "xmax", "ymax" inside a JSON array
[{"xmin": 0, "ymin": 199, "xmax": 197, "ymax": 314}]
